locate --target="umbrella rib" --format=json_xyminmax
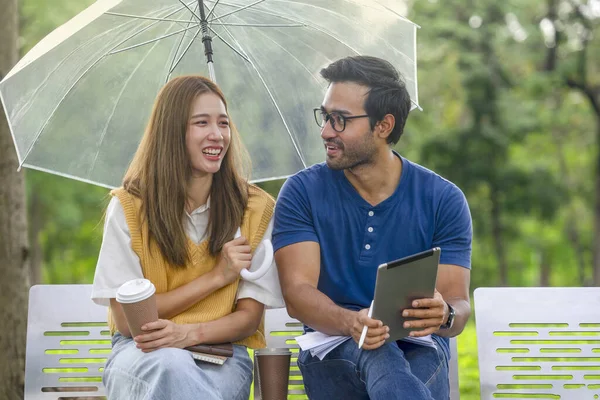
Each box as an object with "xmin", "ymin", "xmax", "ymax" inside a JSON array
[
  {"xmin": 247, "ymin": 66, "xmax": 307, "ymax": 168},
  {"xmin": 208, "ymin": 0, "xmax": 267, "ymax": 22},
  {"xmin": 19, "ymin": 2, "xmax": 198, "ymax": 164},
  {"xmin": 207, "ymin": 27, "xmax": 250, "ymax": 62},
  {"xmin": 205, "ymin": 0, "xmax": 221, "ymax": 20},
  {"xmin": 211, "ymin": 22, "xmax": 304, "ymax": 27},
  {"xmin": 0, "ymin": 89, "xmax": 24, "ymax": 166},
  {"xmin": 212, "ymin": 21, "xmax": 307, "ymax": 168},
  {"xmin": 10, "ymin": 2, "xmax": 194, "ymax": 123},
  {"xmin": 371, "ymin": 0, "xmax": 421, "ymax": 28},
  {"xmin": 168, "ymin": 27, "xmax": 203, "ymax": 76},
  {"xmin": 205, "ymin": 0, "xmax": 310, "ymax": 25},
  {"xmin": 211, "ymin": 0, "xmax": 417, "ymax": 67},
  {"xmin": 90, "ymin": 12, "xmax": 191, "ymax": 178},
  {"xmin": 166, "ymin": 3, "xmax": 200, "ymax": 80},
  {"xmin": 257, "ymin": 24, "xmax": 344, "ymax": 70},
  {"xmin": 104, "ymin": 12, "xmax": 197, "ymax": 24},
  {"xmin": 206, "ymin": 1, "xmax": 312, "ymax": 28},
  {"xmin": 22, "ymin": 163, "xmax": 116, "ymax": 189},
  {"xmin": 267, "ymin": 0, "xmax": 416, "ymax": 64},
  {"xmin": 252, "ymin": 27, "xmax": 321, "ymax": 85},
  {"xmin": 107, "ymin": 24, "xmax": 200, "ymax": 55},
  {"xmin": 103, "ymin": 1, "xmax": 199, "ymax": 57},
  {"xmin": 210, "ymin": 2, "xmax": 360, "ymax": 55},
  {"xmin": 177, "ymin": 0, "xmax": 202, "ymax": 22},
  {"xmin": 87, "ymin": 39, "xmax": 163, "ymax": 179},
  {"xmin": 11, "ymin": 17, "xmax": 141, "ymax": 128}
]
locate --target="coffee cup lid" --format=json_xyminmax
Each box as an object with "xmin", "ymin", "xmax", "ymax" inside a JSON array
[
  {"xmin": 254, "ymin": 348, "xmax": 292, "ymax": 356},
  {"xmin": 116, "ymin": 279, "xmax": 156, "ymax": 304}
]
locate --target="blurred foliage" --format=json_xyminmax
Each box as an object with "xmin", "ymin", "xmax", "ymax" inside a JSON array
[
  {"xmin": 17, "ymin": 0, "xmax": 600, "ymax": 398},
  {"xmin": 19, "ymin": 0, "xmax": 107, "ymax": 285},
  {"xmin": 457, "ymin": 320, "xmax": 480, "ymax": 399}
]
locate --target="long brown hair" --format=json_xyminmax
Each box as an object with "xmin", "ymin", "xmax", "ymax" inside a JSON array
[{"xmin": 122, "ymin": 76, "xmax": 250, "ymax": 268}]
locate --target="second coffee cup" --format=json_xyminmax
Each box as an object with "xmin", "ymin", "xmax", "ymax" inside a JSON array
[
  {"xmin": 116, "ymin": 278, "xmax": 158, "ymax": 338},
  {"xmin": 254, "ymin": 348, "xmax": 292, "ymax": 400}
]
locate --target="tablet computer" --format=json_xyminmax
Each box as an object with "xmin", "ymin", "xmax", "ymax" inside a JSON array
[{"xmin": 371, "ymin": 247, "xmax": 440, "ymax": 343}]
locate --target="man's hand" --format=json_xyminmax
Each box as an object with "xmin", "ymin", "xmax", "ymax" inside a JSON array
[
  {"xmin": 134, "ymin": 319, "xmax": 194, "ymax": 352},
  {"xmin": 401, "ymin": 289, "xmax": 448, "ymax": 338},
  {"xmin": 350, "ymin": 308, "xmax": 389, "ymax": 350}
]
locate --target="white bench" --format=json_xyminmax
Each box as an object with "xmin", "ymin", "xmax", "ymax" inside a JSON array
[
  {"xmin": 474, "ymin": 287, "xmax": 600, "ymax": 399},
  {"xmin": 25, "ymin": 284, "xmax": 460, "ymax": 399}
]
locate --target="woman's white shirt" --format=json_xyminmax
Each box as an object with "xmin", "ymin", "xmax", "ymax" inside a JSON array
[{"xmin": 91, "ymin": 196, "xmax": 285, "ymax": 309}]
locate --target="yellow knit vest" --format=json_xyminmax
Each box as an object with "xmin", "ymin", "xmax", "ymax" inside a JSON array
[{"xmin": 108, "ymin": 184, "xmax": 275, "ymax": 349}]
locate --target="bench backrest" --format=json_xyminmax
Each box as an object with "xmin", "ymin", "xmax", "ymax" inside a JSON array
[
  {"xmin": 25, "ymin": 285, "xmax": 110, "ymax": 400},
  {"xmin": 25, "ymin": 284, "xmax": 460, "ymax": 399},
  {"xmin": 474, "ymin": 287, "xmax": 600, "ymax": 400}
]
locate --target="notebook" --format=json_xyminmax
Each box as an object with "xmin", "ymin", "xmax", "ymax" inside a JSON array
[{"xmin": 185, "ymin": 343, "xmax": 234, "ymax": 365}]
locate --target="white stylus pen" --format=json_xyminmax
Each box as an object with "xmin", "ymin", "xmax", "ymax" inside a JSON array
[{"xmin": 358, "ymin": 300, "xmax": 374, "ymax": 349}]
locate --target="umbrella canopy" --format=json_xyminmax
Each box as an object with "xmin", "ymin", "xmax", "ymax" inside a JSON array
[{"xmin": 0, "ymin": 0, "xmax": 420, "ymax": 188}]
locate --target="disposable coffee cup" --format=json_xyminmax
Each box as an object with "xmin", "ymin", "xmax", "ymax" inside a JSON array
[
  {"xmin": 254, "ymin": 348, "xmax": 292, "ymax": 400},
  {"xmin": 116, "ymin": 279, "xmax": 158, "ymax": 338}
]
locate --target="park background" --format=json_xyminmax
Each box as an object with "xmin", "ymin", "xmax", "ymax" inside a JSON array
[{"xmin": 0, "ymin": 0, "xmax": 599, "ymax": 398}]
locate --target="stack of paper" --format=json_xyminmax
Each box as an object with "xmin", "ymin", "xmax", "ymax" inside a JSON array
[
  {"xmin": 295, "ymin": 332, "xmax": 437, "ymax": 360},
  {"xmin": 401, "ymin": 335, "xmax": 436, "ymax": 349},
  {"xmin": 295, "ymin": 331, "xmax": 352, "ymax": 360}
]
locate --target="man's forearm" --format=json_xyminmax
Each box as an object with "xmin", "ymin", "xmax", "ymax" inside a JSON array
[
  {"xmin": 436, "ymin": 298, "xmax": 471, "ymax": 337},
  {"xmin": 284, "ymin": 283, "xmax": 355, "ymax": 336}
]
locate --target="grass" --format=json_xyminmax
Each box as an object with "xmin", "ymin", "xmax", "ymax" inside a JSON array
[{"xmin": 457, "ymin": 321, "xmax": 481, "ymax": 399}]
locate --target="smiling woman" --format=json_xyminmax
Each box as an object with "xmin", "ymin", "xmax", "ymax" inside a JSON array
[
  {"xmin": 186, "ymin": 92, "xmax": 231, "ymax": 177},
  {"xmin": 122, "ymin": 76, "xmax": 251, "ymax": 262},
  {"xmin": 90, "ymin": 75, "xmax": 284, "ymax": 400}
]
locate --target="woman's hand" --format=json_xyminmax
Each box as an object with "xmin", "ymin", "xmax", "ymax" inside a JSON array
[
  {"xmin": 213, "ymin": 236, "xmax": 252, "ymax": 286},
  {"xmin": 133, "ymin": 319, "xmax": 194, "ymax": 352}
]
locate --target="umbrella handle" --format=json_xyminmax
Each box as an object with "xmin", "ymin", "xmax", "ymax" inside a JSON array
[{"xmin": 233, "ymin": 228, "xmax": 274, "ymax": 282}]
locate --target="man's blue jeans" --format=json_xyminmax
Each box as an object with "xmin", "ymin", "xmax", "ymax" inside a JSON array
[{"xmin": 297, "ymin": 337, "xmax": 449, "ymax": 400}]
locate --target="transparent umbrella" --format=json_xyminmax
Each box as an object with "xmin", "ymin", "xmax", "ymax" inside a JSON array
[{"xmin": 0, "ymin": 0, "xmax": 420, "ymax": 188}]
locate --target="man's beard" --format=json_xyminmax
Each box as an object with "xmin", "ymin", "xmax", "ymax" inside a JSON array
[{"xmin": 325, "ymin": 131, "xmax": 377, "ymax": 171}]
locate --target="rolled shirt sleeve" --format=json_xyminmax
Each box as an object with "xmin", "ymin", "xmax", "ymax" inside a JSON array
[
  {"xmin": 236, "ymin": 217, "xmax": 285, "ymax": 309},
  {"xmin": 433, "ymin": 185, "xmax": 473, "ymax": 269},
  {"xmin": 91, "ymin": 197, "xmax": 144, "ymax": 306},
  {"xmin": 272, "ymin": 175, "xmax": 318, "ymax": 252}
]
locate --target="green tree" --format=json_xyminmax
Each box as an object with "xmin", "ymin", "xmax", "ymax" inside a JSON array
[
  {"xmin": 408, "ymin": 0, "xmax": 594, "ymax": 288},
  {"xmin": 0, "ymin": 0, "xmax": 29, "ymax": 397},
  {"xmin": 541, "ymin": 0, "xmax": 600, "ymax": 284}
]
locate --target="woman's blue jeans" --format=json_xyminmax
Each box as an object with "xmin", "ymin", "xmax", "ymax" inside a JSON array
[{"xmin": 103, "ymin": 333, "xmax": 253, "ymax": 400}]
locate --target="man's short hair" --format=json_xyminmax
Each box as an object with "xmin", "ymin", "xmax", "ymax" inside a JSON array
[{"xmin": 320, "ymin": 56, "xmax": 412, "ymax": 145}]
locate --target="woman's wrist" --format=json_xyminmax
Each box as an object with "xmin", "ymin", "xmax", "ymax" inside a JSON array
[
  {"xmin": 204, "ymin": 268, "xmax": 226, "ymax": 290},
  {"xmin": 187, "ymin": 322, "xmax": 205, "ymax": 345}
]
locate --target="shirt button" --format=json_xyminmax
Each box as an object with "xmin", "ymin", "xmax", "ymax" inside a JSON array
[
  {"xmin": 368, "ymin": 227, "xmax": 374, "ymax": 233},
  {"xmin": 365, "ymin": 244, "xmax": 371, "ymax": 250},
  {"xmin": 368, "ymin": 211, "xmax": 374, "ymax": 217}
]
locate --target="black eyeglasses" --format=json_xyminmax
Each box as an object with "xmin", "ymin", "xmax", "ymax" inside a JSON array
[{"xmin": 313, "ymin": 108, "xmax": 369, "ymax": 133}]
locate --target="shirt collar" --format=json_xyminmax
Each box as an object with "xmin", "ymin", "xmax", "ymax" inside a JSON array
[{"xmin": 186, "ymin": 196, "xmax": 211, "ymax": 217}]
